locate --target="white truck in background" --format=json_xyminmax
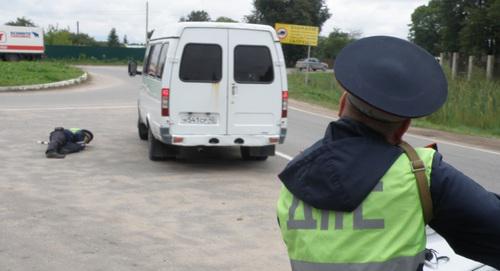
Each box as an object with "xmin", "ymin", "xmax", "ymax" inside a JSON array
[{"xmin": 0, "ymin": 25, "xmax": 44, "ymax": 61}]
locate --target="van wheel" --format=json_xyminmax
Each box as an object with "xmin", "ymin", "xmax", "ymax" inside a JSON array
[
  {"xmin": 148, "ymin": 128, "xmax": 177, "ymax": 161},
  {"xmin": 148, "ymin": 128, "xmax": 166, "ymax": 161},
  {"xmin": 138, "ymin": 119, "xmax": 148, "ymax": 140},
  {"xmin": 240, "ymin": 147, "xmax": 268, "ymax": 161}
]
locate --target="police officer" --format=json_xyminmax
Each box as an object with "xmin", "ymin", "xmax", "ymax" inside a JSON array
[
  {"xmin": 277, "ymin": 36, "xmax": 500, "ymax": 270},
  {"xmin": 46, "ymin": 127, "xmax": 93, "ymax": 159}
]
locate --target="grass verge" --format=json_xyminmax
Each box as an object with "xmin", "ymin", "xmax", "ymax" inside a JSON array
[
  {"xmin": 288, "ymin": 72, "xmax": 342, "ymax": 110},
  {"xmin": 0, "ymin": 61, "xmax": 84, "ymax": 87},
  {"xmin": 288, "ymin": 71, "xmax": 500, "ymax": 138}
]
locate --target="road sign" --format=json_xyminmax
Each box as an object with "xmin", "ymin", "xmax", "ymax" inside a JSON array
[{"xmin": 275, "ymin": 23, "xmax": 319, "ymax": 46}]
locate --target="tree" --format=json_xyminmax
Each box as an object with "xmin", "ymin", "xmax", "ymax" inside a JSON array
[
  {"xmin": 246, "ymin": 0, "xmax": 330, "ymax": 30},
  {"xmin": 489, "ymin": 0, "xmax": 500, "ymax": 54},
  {"xmin": 316, "ymin": 28, "xmax": 358, "ymax": 61},
  {"xmin": 107, "ymin": 28, "xmax": 121, "ymax": 47},
  {"xmin": 460, "ymin": 0, "xmax": 500, "ymax": 55},
  {"xmin": 70, "ymin": 33, "xmax": 98, "ymax": 46},
  {"xmin": 245, "ymin": 0, "xmax": 331, "ymax": 66},
  {"xmin": 460, "ymin": 1, "xmax": 490, "ymax": 54},
  {"xmin": 180, "ymin": 10, "xmax": 211, "ymax": 22},
  {"xmin": 123, "ymin": 35, "xmax": 128, "ymax": 45},
  {"xmin": 436, "ymin": 0, "xmax": 466, "ymax": 52},
  {"xmin": 215, "ymin": 16, "xmax": 238, "ymax": 23},
  {"xmin": 44, "ymin": 25, "xmax": 98, "ymax": 46},
  {"xmin": 409, "ymin": 0, "xmax": 499, "ymax": 55},
  {"xmin": 409, "ymin": 2, "xmax": 441, "ymax": 55},
  {"xmin": 409, "ymin": 0, "xmax": 464, "ymax": 53},
  {"xmin": 5, "ymin": 17, "xmax": 36, "ymax": 27},
  {"xmin": 44, "ymin": 25, "xmax": 72, "ymax": 45}
]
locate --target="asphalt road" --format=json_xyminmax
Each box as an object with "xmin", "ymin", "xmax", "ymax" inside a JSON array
[
  {"xmin": 283, "ymin": 103, "xmax": 500, "ymax": 193},
  {"xmin": 0, "ymin": 66, "xmax": 498, "ymax": 271}
]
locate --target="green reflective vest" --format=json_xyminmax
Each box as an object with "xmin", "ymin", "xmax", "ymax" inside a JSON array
[
  {"xmin": 277, "ymin": 148, "xmax": 435, "ymax": 271},
  {"xmin": 68, "ymin": 128, "xmax": 82, "ymax": 134}
]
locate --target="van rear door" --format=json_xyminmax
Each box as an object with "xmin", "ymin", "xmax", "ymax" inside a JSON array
[
  {"xmin": 169, "ymin": 28, "xmax": 228, "ymax": 135},
  {"xmin": 227, "ymin": 29, "xmax": 282, "ymax": 136}
]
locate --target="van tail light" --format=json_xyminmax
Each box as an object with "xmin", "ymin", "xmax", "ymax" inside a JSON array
[
  {"xmin": 161, "ymin": 88, "xmax": 170, "ymax": 117},
  {"xmin": 173, "ymin": 136, "xmax": 184, "ymax": 143},
  {"xmin": 282, "ymin": 90, "xmax": 288, "ymax": 118},
  {"xmin": 269, "ymin": 137, "xmax": 279, "ymax": 144}
]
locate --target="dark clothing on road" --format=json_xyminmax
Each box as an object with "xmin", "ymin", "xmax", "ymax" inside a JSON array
[
  {"xmin": 46, "ymin": 128, "xmax": 86, "ymax": 156},
  {"xmin": 279, "ymin": 118, "xmax": 500, "ymax": 269}
]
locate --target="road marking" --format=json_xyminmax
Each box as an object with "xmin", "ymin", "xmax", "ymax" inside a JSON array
[
  {"xmin": 288, "ymin": 107, "xmax": 500, "ymax": 157},
  {"xmin": 276, "ymin": 151, "xmax": 294, "ymax": 161},
  {"xmin": 289, "ymin": 106, "xmax": 338, "ymax": 120},
  {"xmin": 0, "ymin": 105, "xmax": 136, "ymax": 112},
  {"xmin": 406, "ymin": 134, "xmax": 500, "ymax": 156}
]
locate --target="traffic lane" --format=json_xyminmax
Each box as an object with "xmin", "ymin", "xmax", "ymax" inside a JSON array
[
  {"xmin": 278, "ymin": 108, "xmax": 330, "ymax": 155},
  {"xmin": 0, "ymin": 66, "xmax": 140, "ymax": 109},
  {"xmin": 280, "ymin": 108, "xmax": 500, "ymax": 193},
  {"xmin": 402, "ymin": 134, "xmax": 500, "ymax": 192},
  {"xmin": 0, "ymin": 106, "xmax": 290, "ymax": 271}
]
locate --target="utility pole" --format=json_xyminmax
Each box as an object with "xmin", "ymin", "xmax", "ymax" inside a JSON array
[
  {"xmin": 145, "ymin": 1, "xmax": 149, "ymax": 45},
  {"xmin": 76, "ymin": 21, "xmax": 79, "ymax": 35},
  {"xmin": 305, "ymin": 45, "xmax": 311, "ymax": 85}
]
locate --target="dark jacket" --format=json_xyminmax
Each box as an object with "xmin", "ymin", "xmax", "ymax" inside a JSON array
[
  {"xmin": 46, "ymin": 128, "xmax": 85, "ymax": 154},
  {"xmin": 278, "ymin": 118, "xmax": 500, "ymax": 269}
]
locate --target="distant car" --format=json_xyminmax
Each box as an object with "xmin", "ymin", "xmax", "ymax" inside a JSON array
[{"xmin": 295, "ymin": 58, "xmax": 328, "ymax": 71}]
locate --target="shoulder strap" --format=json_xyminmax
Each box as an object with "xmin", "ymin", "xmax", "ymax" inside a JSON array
[{"xmin": 398, "ymin": 141, "xmax": 433, "ymax": 224}]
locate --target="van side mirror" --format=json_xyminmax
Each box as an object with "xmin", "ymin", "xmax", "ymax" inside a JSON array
[{"xmin": 128, "ymin": 60, "xmax": 142, "ymax": 76}]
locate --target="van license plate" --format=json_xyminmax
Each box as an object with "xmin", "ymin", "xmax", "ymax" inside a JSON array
[{"xmin": 180, "ymin": 113, "xmax": 218, "ymax": 125}]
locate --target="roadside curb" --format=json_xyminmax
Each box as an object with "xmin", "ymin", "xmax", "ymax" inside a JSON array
[{"xmin": 0, "ymin": 72, "xmax": 88, "ymax": 92}]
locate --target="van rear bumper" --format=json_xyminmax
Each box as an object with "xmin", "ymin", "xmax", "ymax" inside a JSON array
[{"xmin": 159, "ymin": 130, "xmax": 284, "ymax": 147}]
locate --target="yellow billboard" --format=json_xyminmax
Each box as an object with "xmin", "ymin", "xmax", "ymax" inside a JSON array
[{"xmin": 275, "ymin": 23, "xmax": 319, "ymax": 46}]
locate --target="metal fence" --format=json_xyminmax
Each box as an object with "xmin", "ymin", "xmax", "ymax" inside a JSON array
[{"xmin": 45, "ymin": 45, "xmax": 146, "ymax": 61}]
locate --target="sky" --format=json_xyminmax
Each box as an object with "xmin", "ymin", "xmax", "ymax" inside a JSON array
[{"xmin": 0, "ymin": 0, "xmax": 429, "ymax": 44}]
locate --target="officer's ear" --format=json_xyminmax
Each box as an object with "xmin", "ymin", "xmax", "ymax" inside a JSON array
[
  {"xmin": 338, "ymin": 92, "xmax": 348, "ymax": 117},
  {"xmin": 393, "ymin": 119, "xmax": 411, "ymax": 144}
]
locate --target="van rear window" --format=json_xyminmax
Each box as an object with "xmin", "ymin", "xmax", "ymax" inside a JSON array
[
  {"xmin": 146, "ymin": 44, "xmax": 161, "ymax": 77},
  {"xmin": 180, "ymin": 43, "xmax": 222, "ymax": 82},
  {"xmin": 234, "ymin": 46, "xmax": 274, "ymax": 84},
  {"xmin": 158, "ymin": 43, "xmax": 169, "ymax": 78}
]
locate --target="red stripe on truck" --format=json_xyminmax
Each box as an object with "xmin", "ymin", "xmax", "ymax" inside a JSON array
[{"xmin": 0, "ymin": 45, "xmax": 45, "ymax": 51}]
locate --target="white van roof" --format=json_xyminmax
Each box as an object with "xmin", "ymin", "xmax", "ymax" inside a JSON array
[{"xmin": 151, "ymin": 22, "xmax": 279, "ymax": 42}]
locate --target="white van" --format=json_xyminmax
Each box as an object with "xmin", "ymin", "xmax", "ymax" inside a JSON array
[{"xmin": 130, "ymin": 22, "xmax": 288, "ymax": 161}]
